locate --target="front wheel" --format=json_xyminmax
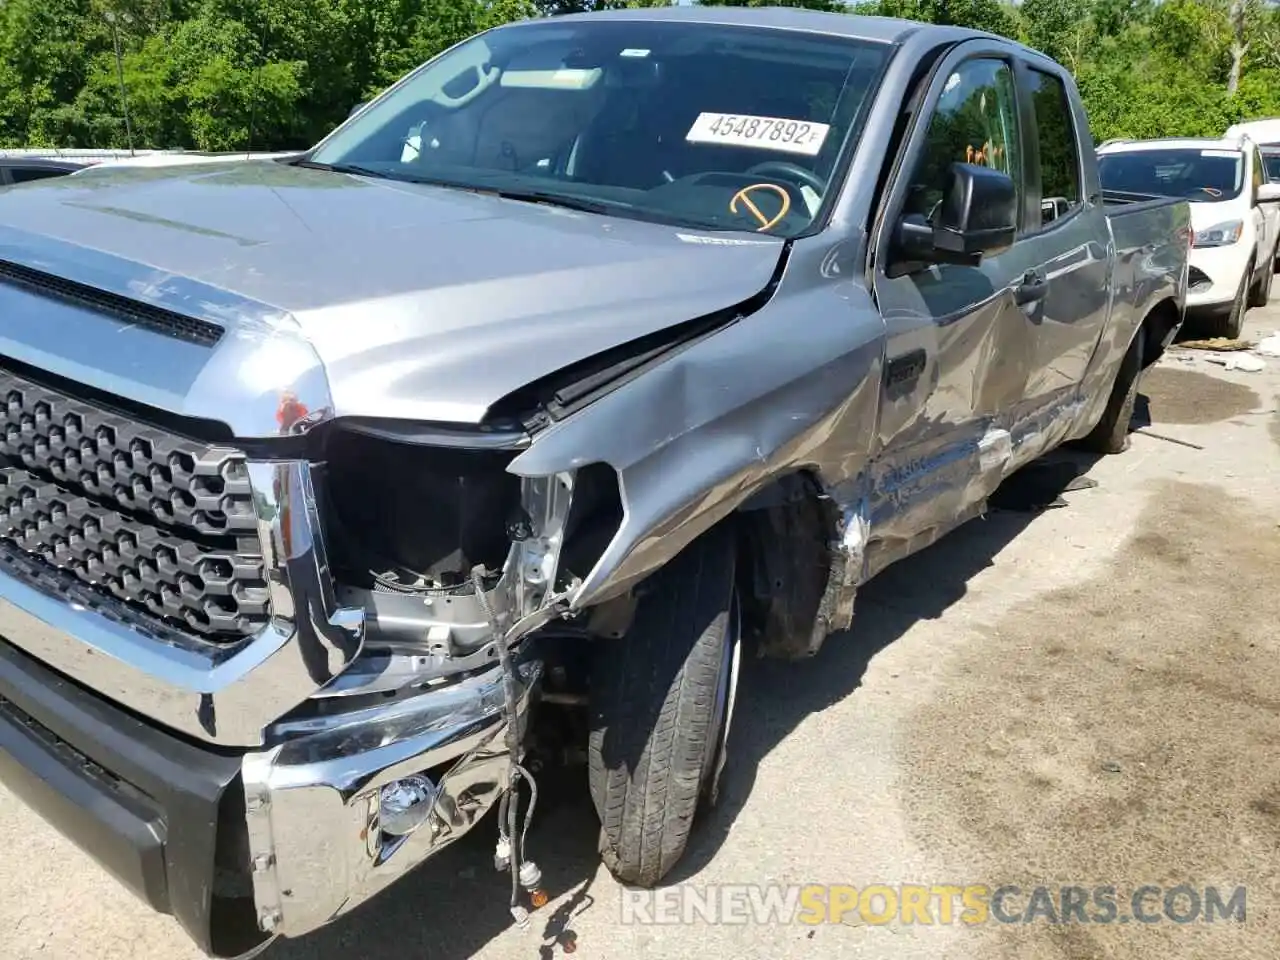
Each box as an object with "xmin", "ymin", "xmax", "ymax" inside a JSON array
[
  {"xmin": 1213, "ymin": 264, "xmax": 1251, "ymax": 338},
  {"xmin": 1249, "ymin": 256, "xmax": 1273, "ymax": 308},
  {"xmin": 588, "ymin": 523, "xmax": 740, "ymax": 888}
]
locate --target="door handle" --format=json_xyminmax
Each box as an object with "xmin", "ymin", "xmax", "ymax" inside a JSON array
[{"xmin": 1013, "ymin": 269, "xmax": 1049, "ymax": 305}]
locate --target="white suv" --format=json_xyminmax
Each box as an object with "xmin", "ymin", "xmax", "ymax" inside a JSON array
[{"xmin": 1098, "ymin": 135, "xmax": 1280, "ymax": 338}]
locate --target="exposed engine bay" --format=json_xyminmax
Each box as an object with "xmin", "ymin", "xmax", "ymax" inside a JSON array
[{"xmin": 311, "ymin": 428, "xmax": 626, "ymax": 698}]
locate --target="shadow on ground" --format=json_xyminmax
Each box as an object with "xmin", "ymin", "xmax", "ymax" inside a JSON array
[{"xmin": 263, "ymin": 451, "xmax": 1106, "ymax": 960}]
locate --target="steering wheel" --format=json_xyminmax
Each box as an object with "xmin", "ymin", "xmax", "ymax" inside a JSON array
[{"xmin": 745, "ymin": 160, "xmax": 825, "ymax": 195}]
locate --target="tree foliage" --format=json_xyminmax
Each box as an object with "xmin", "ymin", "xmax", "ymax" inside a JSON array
[{"xmin": 2, "ymin": 0, "xmax": 1280, "ymax": 151}]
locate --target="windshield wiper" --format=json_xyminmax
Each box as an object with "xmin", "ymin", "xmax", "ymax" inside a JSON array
[
  {"xmin": 293, "ymin": 159, "xmax": 404, "ymax": 181},
  {"xmin": 486, "ymin": 188, "xmax": 620, "ymax": 216},
  {"xmin": 293, "ymin": 163, "xmax": 616, "ymax": 214}
]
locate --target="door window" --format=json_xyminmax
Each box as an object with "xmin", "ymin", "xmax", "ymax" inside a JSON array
[
  {"xmin": 1025, "ymin": 68, "xmax": 1081, "ymax": 226},
  {"xmin": 902, "ymin": 58, "xmax": 1023, "ymax": 225}
]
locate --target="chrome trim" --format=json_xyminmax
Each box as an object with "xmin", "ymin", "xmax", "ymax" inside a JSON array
[
  {"xmin": 241, "ymin": 656, "xmax": 542, "ymax": 938},
  {"xmin": 0, "ymin": 459, "xmax": 364, "ymax": 746},
  {"xmin": 0, "ymin": 224, "xmax": 336, "ymax": 440}
]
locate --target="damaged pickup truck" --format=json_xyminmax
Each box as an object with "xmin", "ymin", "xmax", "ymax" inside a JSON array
[{"xmin": 0, "ymin": 8, "xmax": 1189, "ymax": 957}]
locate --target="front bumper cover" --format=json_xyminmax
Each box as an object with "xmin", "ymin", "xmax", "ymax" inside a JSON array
[
  {"xmin": 242, "ymin": 655, "xmax": 541, "ymax": 939},
  {"xmin": 1187, "ymin": 243, "xmax": 1253, "ymax": 309},
  {"xmin": 0, "ymin": 629, "xmax": 540, "ymax": 955}
]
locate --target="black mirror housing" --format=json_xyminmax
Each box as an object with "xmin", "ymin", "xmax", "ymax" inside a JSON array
[
  {"xmin": 889, "ymin": 163, "xmax": 1019, "ymax": 274},
  {"xmin": 933, "ymin": 162, "xmax": 1017, "ymax": 256}
]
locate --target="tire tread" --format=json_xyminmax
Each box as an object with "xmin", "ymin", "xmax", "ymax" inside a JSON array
[{"xmin": 588, "ymin": 525, "xmax": 735, "ymax": 888}]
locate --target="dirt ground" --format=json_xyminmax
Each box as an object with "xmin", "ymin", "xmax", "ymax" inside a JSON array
[{"xmin": 2, "ymin": 305, "xmax": 1279, "ymax": 960}]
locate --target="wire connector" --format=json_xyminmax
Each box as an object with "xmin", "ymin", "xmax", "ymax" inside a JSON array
[
  {"xmin": 494, "ymin": 835, "xmax": 511, "ymax": 872},
  {"xmin": 510, "ymin": 905, "xmax": 531, "ymax": 930},
  {"xmin": 518, "ymin": 859, "xmax": 542, "ymax": 889}
]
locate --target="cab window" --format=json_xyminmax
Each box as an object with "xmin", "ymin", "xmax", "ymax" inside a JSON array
[{"xmin": 1025, "ymin": 68, "xmax": 1082, "ymax": 227}]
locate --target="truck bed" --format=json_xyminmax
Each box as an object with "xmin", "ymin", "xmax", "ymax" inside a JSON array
[{"xmin": 1102, "ymin": 189, "xmax": 1192, "ymax": 364}]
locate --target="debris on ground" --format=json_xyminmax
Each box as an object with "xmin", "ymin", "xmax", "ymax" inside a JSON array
[
  {"xmin": 1173, "ymin": 337, "xmax": 1256, "ymax": 351},
  {"xmin": 1255, "ymin": 332, "xmax": 1280, "ymax": 358},
  {"xmin": 1203, "ymin": 353, "xmax": 1267, "ymax": 372},
  {"xmin": 989, "ymin": 459, "xmax": 1096, "ymax": 513},
  {"xmin": 1132, "ymin": 427, "xmax": 1205, "ymax": 450}
]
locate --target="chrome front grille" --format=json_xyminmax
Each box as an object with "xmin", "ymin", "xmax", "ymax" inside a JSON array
[{"xmin": 0, "ymin": 366, "xmax": 268, "ymax": 642}]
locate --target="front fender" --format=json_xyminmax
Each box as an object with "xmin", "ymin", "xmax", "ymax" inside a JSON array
[{"xmin": 507, "ymin": 240, "xmax": 886, "ymax": 608}]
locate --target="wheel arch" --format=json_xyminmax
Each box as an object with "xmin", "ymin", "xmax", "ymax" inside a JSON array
[{"xmin": 1139, "ymin": 295, "xmax": 1183, "ymax": 369}]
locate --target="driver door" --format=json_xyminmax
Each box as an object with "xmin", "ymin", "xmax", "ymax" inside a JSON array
[{"xmin": 866, "ymin": 44, "xmax": 1039, "ymax": 575}]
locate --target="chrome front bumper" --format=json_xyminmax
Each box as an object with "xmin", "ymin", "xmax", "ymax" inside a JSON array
[{"xmin": 241, "ymin": 655, "xmax": 541, "ymax": 939}]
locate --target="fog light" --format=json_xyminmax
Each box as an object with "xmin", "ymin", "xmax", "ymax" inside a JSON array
[{"xmin": 379, "ymin": 775, "xmax": 439, "ymax": 837}]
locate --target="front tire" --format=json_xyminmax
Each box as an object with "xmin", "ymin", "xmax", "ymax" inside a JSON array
[
  {"xmin": 1213, "ymin": 264, "xmax": 1251, "ymax": 338},
  {"xmin": 588, "ymin": 523, "xmax": 739, "ymax": 888},
  {"xmin": 1248, "ymin": 256, "xmax": 1272, "ymax": 308}
]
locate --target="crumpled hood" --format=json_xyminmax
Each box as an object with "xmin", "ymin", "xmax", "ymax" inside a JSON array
[{"xmin": 0, "ymin": 160, "xmax": 783, "ymax": 429}]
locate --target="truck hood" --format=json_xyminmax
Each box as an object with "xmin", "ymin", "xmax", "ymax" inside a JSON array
[{"xmin": 0, "ymin": 160, "xmax": 783, "ymax": 433}]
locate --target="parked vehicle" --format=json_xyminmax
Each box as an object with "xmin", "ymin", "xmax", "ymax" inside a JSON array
[
  {"xmin": 0, "ymin": 9, "xmax": 1189, "ymax": 957},
  {"xmin": 1098, "ymin": 135, "xmax": 1280, "ymax": 337},
  {"xmin": 1262, "ymin": 146, "xmax": 1280, "ymax": 183},
  {"xmin": 0, "ymin": 155, "xmax": 97, "ymax": 183},
  {"xmin": 1226, "ymin": 117, "xmax": 1280, "ymax": 146},
  {"xmin": 69, "ymin": 151, "xmax": 302, "ymax": 175}
]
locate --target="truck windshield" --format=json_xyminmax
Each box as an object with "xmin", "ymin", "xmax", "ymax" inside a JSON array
[
  {"xmin": 1097, "ymin": 148, "xmax": 1244, "ymax": 202},
  {"xmin": 308, "ymin": 20, "xmax": 891, "ymax": 237}
]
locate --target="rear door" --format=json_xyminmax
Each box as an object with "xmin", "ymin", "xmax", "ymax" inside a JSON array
[
  {"xmin": 868, "ymin": 40, "xmax": 1040, "ymax": 574},
  {"xmin": 1007, "ymin": 59, "xmax": 1111, "ymax": 462}
]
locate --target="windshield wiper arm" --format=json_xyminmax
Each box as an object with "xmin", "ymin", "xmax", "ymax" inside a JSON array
[
  {"xmin": 293, "ymin": 159, "xmax": 402, "ymax": 181},
  {"xmin": 294, "ymin": 164, "xmax": 620, "ymax": 213},
  {"xmin": 487, "ymin": 188, "xmax": 619, "ymax": 215}
]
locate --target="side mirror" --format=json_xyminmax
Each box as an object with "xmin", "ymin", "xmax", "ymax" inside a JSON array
[
  {"xmin": 348, "ymin": 101, "xmax": 369, "ymax": 119},
  {"xmin": 894, "ymin": 163, "xmax": 1018, "ymax": 268},
  {"xmin": 1258, "ymin": 182, "xmax": 1280, "ymax": 204}
]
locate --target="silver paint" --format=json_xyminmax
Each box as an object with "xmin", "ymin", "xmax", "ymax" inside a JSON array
[{"xmin": 241, "ymin": 655, "xmax": 542, "ymax": 938}]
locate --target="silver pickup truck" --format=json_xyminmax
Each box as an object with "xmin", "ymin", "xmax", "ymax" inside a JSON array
[{"xmin": 0, "ymin": 8, "xmax": 1189, "ymax": 957}]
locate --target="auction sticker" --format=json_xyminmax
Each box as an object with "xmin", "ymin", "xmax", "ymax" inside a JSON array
[{"xmin": 686, "ymin": 112, "xmax": 831, "ymax": 157}]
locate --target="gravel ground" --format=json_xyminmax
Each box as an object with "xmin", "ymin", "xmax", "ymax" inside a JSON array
[{"xmin": 3, "ymin": 303, "xmax": 1279, "ymax": 960}]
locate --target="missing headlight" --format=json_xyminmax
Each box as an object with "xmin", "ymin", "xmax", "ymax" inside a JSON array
[
  {"xmin": 321, "ymin": 428, "xmax": 521, "ymax": 593},
  {"xmin": 313, "ymin": 425, "xmax": 625, "ymax": 678}
]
